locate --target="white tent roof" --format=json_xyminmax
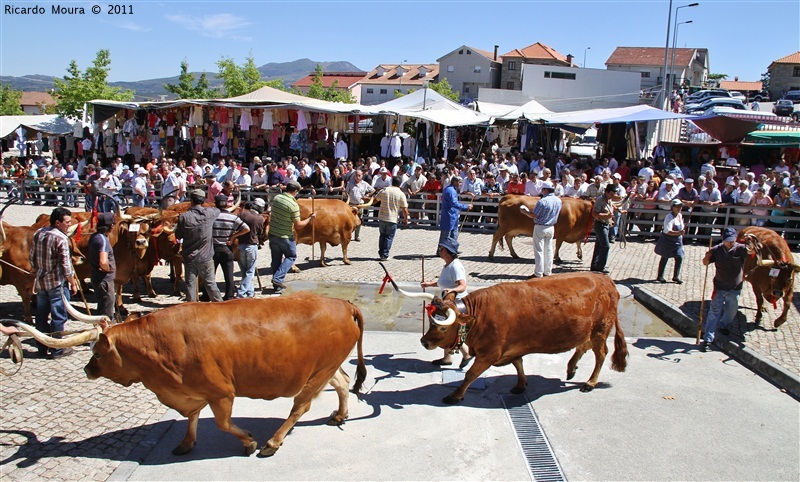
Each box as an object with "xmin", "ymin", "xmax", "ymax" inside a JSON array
[
  {"xmin": 0, "ymin": 115, "xmax": 77, "ymax": 139},
  {"xmin": 212, "ymin": 86, "xmax": 374, "ymax": 115},
  {"xmin": 527, "ymin": 104, "xmax": 692, "ymax": 125},
  {"xmin": 474, "ymin": 99, "xmax": 553, "ymax": 120},
  {"xmin": 372, "ymin": 89, "xmax": 491, "ymax": 126}
]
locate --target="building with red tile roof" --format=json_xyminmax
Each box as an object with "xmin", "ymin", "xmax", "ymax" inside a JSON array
[
  {"xmin": 499, "ymin": 42, "xmax": 572, "ymax": 91},
  {"xmin": 605, "ymin": 47, "xmax": 709, "ymax": 93},
  {"xmin": 436, "ymin": 45, "xmax": 502, "ymax": 102},
  {"xmin": 19, "ymin": 91, "xmax": 55, "ymax": 114},
  {"xmin": 356, "ymin": 64, "xmax": 439, "ymax": 105},
  {"xmin": 291, "ymin": 71, "xmax": 366, "ymax": 102},
  {"xmin": 768, "ymin": 51, "xmax": 800, "ymax": 99}
]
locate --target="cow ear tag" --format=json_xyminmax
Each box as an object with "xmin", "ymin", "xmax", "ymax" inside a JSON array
[
  {"xmin": 129, "ymin": 223, "xmax": 140, "ymax": 233},
  {"xmin": 769, "ymin": 268, "xmax": 780, "ymax": 278}
]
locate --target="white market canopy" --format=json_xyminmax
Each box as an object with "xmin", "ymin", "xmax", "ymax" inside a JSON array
[
  {"xmin": 527, "ymin": 104, "xmax": 693, "ymax": 125},
  {"xmin": 0, "ymin": 114, "xmax": 78, "ymax": 139},
  {"xmin": 474, "ymin": 99, "xmax": 553, "ymax": 121},
  {"xmin": 371, "ymin": 89, "xmax": 491, "ymax": 127}
]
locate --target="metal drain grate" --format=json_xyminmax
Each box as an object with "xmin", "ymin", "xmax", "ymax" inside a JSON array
[{"xmin": 501, "ymin": 394, "xmax": 566, "ymax": 482}]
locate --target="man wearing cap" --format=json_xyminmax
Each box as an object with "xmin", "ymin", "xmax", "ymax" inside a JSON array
[
  {"xmin": 376, "ymin": 176, "xmax": 409, "ymax": 261},
  {"xmin": 88, "ymin": 212, "xmax": 117, "ymax": 320},
  {"xmin": 347, "ymin": 170, "xmax": 375, "ymax": 242},
  {"xmin": 162, "ymin": 167, "xmax": 182, "ymax": 207},
  {"xmin": 176, "ymin": 190, "xmax": 223, "ymax": 302},
  {"xmin": 701, "ymin": 227, "xmax": 751, "ymax": 352},
  {"xmin": 63, "ymin": 163, "xmax": 79, "ymax": 207},
  {"xmin": 696, "ymin": 180, "xmax": 722, "ymax": 239},
  {"xmin": 131, "ymin": 167, "xmax": 148, "ymax": 207},
  {"xmin": 237, "ymin": 198, "xmax": 266, "ymax": 298},
  {"xmin": 439, "ymin": 176, "xmax": 473, "ymax": 247},
  {"xmin": 732, "ymin": 180, "xmax": 753, "ymax": 225},
  {"xmin": 590, "ymin": 184, "xmax": 619, "ymax": 274},
  {"xmin": 372, "ymin": 167, "xmax": 392, "ymax": 190},
  {"xmin": 521, "ymin": 181, "xmax": 562, "ymax": 278},
  {"xmin": 269, "ymin": 181, "xmax": 315, "ymax": 293},
  {"xmin": 211, "ymin": 195, "xmax": 249, "ymax": 300}
]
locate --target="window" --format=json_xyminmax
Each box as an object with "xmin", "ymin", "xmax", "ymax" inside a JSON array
[
  {"xmin": 465, "ymin": 86, "xmax": 470, "ymax": 93},
  {"xmin": 366, "ymin": 88, "xmax": 374, "ymax": 94},
  {"xmin": 544, "ymin": 71, "xmax": 576, "ymax": 80},
  {"xmin": 447, "ymin": 65, "xmax": 454, "ymax": 72},
  {"xmin": 793, "ymin": 67, "xmax": 800, "ymax": 77},
  {"xmin": 508, "ymin": 61, "xmax": 516, "ymax": 71},
  {"xmin": 467, "ymin": 49, "xmax": 472, "ymax": 55},
  {"xmin": 641, "ymin": 71, "xmax": 651, "ymax": 78},
  {"xmin": 380, "ymin": 89, "xmax": 388, "ymax": 95},
  {"xmin": 459, "ymin": 49, "xmax": 463, "ymax": 55},
  {"xmin": 506, "ymin": 82, "xmax": 515, "ymax": 89},
  {"xmin": 474, "ymin": 66, "xmax": 481, "ymax": 73}
]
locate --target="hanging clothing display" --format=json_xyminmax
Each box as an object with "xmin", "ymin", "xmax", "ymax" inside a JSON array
[
  {"xmin": 261, "ymin": 110, "xmax": 274, "ymax": 130},
  {"xmin": 240, "ymin": 109, "xmax": 252, "ymax": 130}
]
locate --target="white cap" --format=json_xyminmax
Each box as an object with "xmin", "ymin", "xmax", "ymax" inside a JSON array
[
  {"xmin": 612, "ymin": 173, "xmax": 621, "ymax": 180},
  {"xmin": 99, "ymin": 169, "xmax": 109, "ymax": 178},
  {"xmin": 136, "ymin": 167, "xmax": 147, "ymax": 175}
]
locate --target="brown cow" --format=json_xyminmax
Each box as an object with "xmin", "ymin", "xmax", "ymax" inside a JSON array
[
  {"xmin": 293, "ymin": 198, "xmax": 371, "ymax": 268},
  {"xmin": 489, "ymin": 195, "xmax": 594, "ymax": 263},
  {"xmin": 738, "ymin": 226, "xmax": 799, "ymax": 328},
  {"xmin": 387, "ymin": 272, "xmax": 627, "ymax": 403},
  {"xmin": 1, "ymin": 214, "xmax": 87, "ymax": 321},
  {"xmin": 15, "ymin": 292, "xmax": 367, "ymax": 457}
]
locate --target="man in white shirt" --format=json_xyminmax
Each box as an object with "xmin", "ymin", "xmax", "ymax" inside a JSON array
[
  {"xmin": 237, "ymin": 167, "xmax": 252, "ymax": 187},
  {"xmin": 638, "ymin": 160, "xmax": 655, "ymax": 183},
  {"xmin": 732, "ymin": 180, "xmax": 753, "ymax": 225},
  {"xmin": 162, "ymin": 168, "xmax": 182, "ymax": 206},
  {"xmin": 335, "ymin": 136, "xmax": 348, "ymax": 160},
  {"xmin": 372, "ymin": 167, "xmax": 392, "ymax": 189},
  {"xmin": 565, "ymin": 177, "xmax": 587, "ymax": 198}
]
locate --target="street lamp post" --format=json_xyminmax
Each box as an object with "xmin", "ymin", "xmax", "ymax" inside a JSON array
[
  {"xmin": 583, "ymin": 47, "xmax": 591, "ymax": 68},
  {"xmin": 660, "ymin": 0, "xmax": 674, "ymax": 111},
  {"xmin": 669, "ymin": 20, "xmax": 693, "ymax": 95}
]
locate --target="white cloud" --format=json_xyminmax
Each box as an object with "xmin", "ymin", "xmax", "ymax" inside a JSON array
[
  {"xmin": 119, "ymin": 22, "xmax": 150, "ymax": 32},
  {"xmin": 165, "ymin": 13, "xmax": 252, "ymax": 41}
]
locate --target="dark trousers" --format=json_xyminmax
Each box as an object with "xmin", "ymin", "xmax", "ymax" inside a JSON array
[
  {"xmin": 213, "ymin": 245, "xmax": 235, "ymax": 300},
  {"xmin": 378, "ymin": 221, "xmax": 398, "ymax": 259},
  {"xmin": 590, "ymin": 221, "xmax": 610, "ymax": 271},
  {"xmin": 91, "ymin": 276, "xmax": 116, "ymax": 320}
]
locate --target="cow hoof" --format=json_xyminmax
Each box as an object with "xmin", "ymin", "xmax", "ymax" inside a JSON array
[
  {"xmin": 244, "ymin": 440, "xmax": 258, "ymax": 456},
  {"xmin": 577, "ymin": 254, "xmax": 583, "ymax": 260},
  {"xmin": 132, "ymin": 296, "xmax": 142, "ymax": 302},
  {"xmin": 442, "ymin": 395, "xmax": 463, "ymax": 405},
  {"xmin": 510, "ymin": 384, "xmax": 527, "ymax": 395},
  {"xmin": 171, "ymin": 442, "xmax": 196, "ymax": 456},
  {"xmin": 554, "ymin": 259, "xmax": 563, "ymax": 265},
  {"xmin": 257, "ymin": 445, "xmax": 279, "ymax": 458},
  {"xmin": 290, "ymin": 266, "xmax": 301, "ymax": 273},
  {"xmin": 327, "ymin": 413, "xmax": 348, "ymax": 426},
  {"xmin": 566, "ymin": 371, "xmax": 576, "ymax": 381},
  {"xmin": 580, "ymin": 384, "xmax": 595, "ymax": 393}
]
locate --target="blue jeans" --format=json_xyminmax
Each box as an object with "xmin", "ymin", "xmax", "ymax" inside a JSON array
[
  {"xmin": 237, "ymin": 244, "xmax": 258, "ymax": 298},
  {"xmin": 269, "ymin": 235, "xmax": 296, "ymax": 285},
  {"xmin": 704, "ymin": 288, "xmax": 741, "ymax": 343},
  {"xmin": 35, "ymin": 283, "xmax": 70, "ymax": 355},
  {"xmin": 378, "ymin": 221, "xmax": 398, "ymax": 259},
  {"xmin": 590, "ymin": 221, "xmax": 610, "ymax": 271},
  {"xmin": 437, "ymin": 229, "xmax": 458, "ymax": 254}
]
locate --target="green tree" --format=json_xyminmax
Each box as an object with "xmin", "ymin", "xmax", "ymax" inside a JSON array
[
  {"xmin": 705, "ymin": 73, "xmax": 728, "ymax": 88},
  {"xmin": 0, "ymin": 83, "xmax": 24, "ymax": 115},
  {"xmin": 164, "ymin": 59, "xmax": 219, "ymax": 99},
  {"xmin": 428, "ymin": 78, "xmax": 460, "ymax": 102},
  {"xmin": 52, "ymin": 49, "xmax": 134, "ymax": 119},
  {"xmin": 304, "ymin": 64, "xmax": 355, "ymax": 103},
  {"xmin": 216, "ymin": 54, "xmax": 267, "ymax": 97}
]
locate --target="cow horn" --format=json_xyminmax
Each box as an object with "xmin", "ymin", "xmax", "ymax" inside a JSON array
[
  {"xmin": 227, "ymin": 190, "xmax": 242, "ymax": 212},
  {"xmin": 8, "ymin": 320, "xmax": 101, "ymax": 348},
  {"xmin": 116, "ymin": 202, "xmax": 133, "ymax": 221},
  {"xmin": 61, "ymin": 290, "xmax": 111, "ymax": 324},
  {"xmin": 757, "ymin": 258, "xmax": 776, "ymax": 268},
  {"xmin": 356, "ymin": 196, "xmax": 375, "ymax": 210},
  {"xmin": 378, "ymin": 261, "xmax": 435, "ymax": 301},
  {"xmin": 67, "ymin": 218, "xmax": 91, "ymax": 236},
  {"xmin": 431, "ymin": 307, "xmax": 457, "ymax": 326}
]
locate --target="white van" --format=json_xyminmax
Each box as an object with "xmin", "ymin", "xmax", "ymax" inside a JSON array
[{"xmin": 569, "ymin": 128, "xmax": 600, "ymax": 158}]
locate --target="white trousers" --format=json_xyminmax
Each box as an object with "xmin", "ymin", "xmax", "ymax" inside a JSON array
[{"xmin": 533, "ymin": 224, "xmax": 555, "ymax": 277}]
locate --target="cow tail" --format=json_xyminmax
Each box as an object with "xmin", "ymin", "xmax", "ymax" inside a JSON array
[
  {"xmin": 351, "ymin": 302, "xmax": 367, "ymax": 393},
  {"xmin": 611, "ymin": 315, "xmax": 628, "ymax": 372}
]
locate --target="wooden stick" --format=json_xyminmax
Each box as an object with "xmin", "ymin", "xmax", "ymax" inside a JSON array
[
  {"xmin": 74, "ymin": 276, "xmax": 92, "ymax": 315},
  {"xmin": 311, "ymin": 196, "xmax": 315, "ymax": 261},
  {"xmin": 421, "ymin": 255, "xmax": 426, "ymax": 336},
  {"xmin": 697, "ymin": 235, "xmax": 714, "ymax": 344}
]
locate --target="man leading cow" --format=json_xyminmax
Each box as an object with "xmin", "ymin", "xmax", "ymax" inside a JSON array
[{"xmin": 520, "ymin": 181, "xmax": 561, "ymax": 278}]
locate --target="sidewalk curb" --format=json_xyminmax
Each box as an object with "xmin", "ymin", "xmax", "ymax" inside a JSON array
[{"xmin": 633, "ymin": 286, "xmax": 800, "ymax": 400}]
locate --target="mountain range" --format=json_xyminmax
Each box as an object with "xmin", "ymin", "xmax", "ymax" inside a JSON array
[{"xmin": 0, "ymin": 58, "xmax": 363, "ymax": 100}]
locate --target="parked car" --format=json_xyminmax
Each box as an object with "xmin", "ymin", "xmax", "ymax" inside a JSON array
[
  {"xmin": 748, "ymin": 91, "xmax": 770, "ymax": 102},
  {"xmin": 568, "ymin": 128, "xmax": 600, "ymax": 158},
  {"xmin": 729, "ymin": 91, "xmax": 747, "ymax": 103},
  {"xmin": 781, "ymin": 90, "xmax": 800, "ymax": 103},
  {"xmin": 685, "ymin": 97, "xmax": 746, "ymax": 114},
  {"xmin": 686, "ymin": 89, "xmax": 731, "ymax": 104},
  {"xmin": 773, "ymin": 99, "xmax": 796, "ymax": 116}
]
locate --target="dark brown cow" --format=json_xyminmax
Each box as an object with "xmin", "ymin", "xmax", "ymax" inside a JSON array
[
  {"xmin": 14, "ymin": 293, "xmax": 366, "ymax": 457},
  {"xmin": 293, "ymin": 198, "xmax": 371, "ymax": 267},
  {"xmin": 489, "ymin": 195, "xmax": 594, "ymax": 263},
  {"xmin": 1, "ymin": 215, "xmax": 87, "ymax": 321},
  {"xmin": 388, "ymin": 272, "xmax": 627, "ymax": 403},
  {"xmin": 738, "ymin": 226, "xmax": 799, "ymax": 328}
]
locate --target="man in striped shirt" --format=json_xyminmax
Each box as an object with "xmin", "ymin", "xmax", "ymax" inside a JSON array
[
  {"xmin": 376, "ymin": 176, "xmax": 408, "ymax": 261},
  {"xmin": 211, "ymin": 195, "xmax": 249, "ymax": 300},
  {"xmin": 29, "ymin": 207, "xmax": 78, "ymax": 358},
  {"xmin": 269, "ymin": 181, "xmax": 315, "ymax": 293}
]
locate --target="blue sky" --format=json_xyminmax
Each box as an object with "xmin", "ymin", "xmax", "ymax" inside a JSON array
[{"xmin": 0, "ymin": 0, "xmax": 797, "ymax": 88}]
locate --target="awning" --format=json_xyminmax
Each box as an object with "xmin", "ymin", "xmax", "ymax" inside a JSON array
[
  {"xmin": 0, "ymin": 115, "xmax": 78, "ymax": 139},
  {"xmin": 526, "ymin": 104, "xmax": 693, "ymax": 125},
  {"xmin": 372, "ymin": 89, "xmax": 492, "ymax": 126},
  {"xmin": 474, "ymin": 99, "xmax": 553, "ymax": 121},
  {"xmin": 744, "ymin": 130, "xmax": 800, "ymax": 147}
]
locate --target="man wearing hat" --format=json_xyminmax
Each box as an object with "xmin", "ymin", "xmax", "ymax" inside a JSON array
[
  {"xmin": 204, "ymin": 172, "xmax": 223, "ymax": 203},
  {"xmin": 372, "ymin": 167, "xmax": 392, "ymax": 190},
  {"xmin": 701, "ymin": 227, "xmax": 751, "ymax": 352},
  {"xmin": 521, "ymin": 180, "xmax": 562, "ymax": 278},
  {"xmin": 211, "ymin": 195, "xmax": 250, "ymax": 300},
  {"xmin": 162, "ymin": 167, "xmax": 183, "ymax": 207},
  {"xmin": 237, "ymin": 198, "xmax": 266, "ymax": 298},
  {"xmin": 590, "ymin": 184, "xmax": 620, "ymax": 274},
  {"xmin": 268, "ymin": 181, "xmax": 315, "ymax": 293},
  {"xmin": 88, "ymin": 212, "xmax": 117, "ymax": 320},
  {"xmin": 132, "ymin": 167, "xmax": 148, "ymax": 207},
  {"xmin": 176, "ymin": 189, "xmax": 223, "ymax": 302}
]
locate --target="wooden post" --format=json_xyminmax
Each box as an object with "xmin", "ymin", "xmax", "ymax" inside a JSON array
[
  {"xmin": 311, "ymin": 196, "xmax": 315, "ymax": 261},
  {"xmin": 697, "ymin": 235, "xmax": 714, "ymax": 344},
  {"xmin": 421, "ymin": 255, "xmax": 426, "ymax": 336}
]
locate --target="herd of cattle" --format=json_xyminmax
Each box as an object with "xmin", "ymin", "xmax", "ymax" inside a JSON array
[{"xmin": 0, "ymin": 193, "xmax": 797, "ymax": 457}]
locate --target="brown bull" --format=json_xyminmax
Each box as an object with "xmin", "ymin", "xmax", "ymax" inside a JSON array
[
  {"xmin": 293, "ymin": 198, "xmax": 371, "ymax": 267},
  {"xmin": 738, "ymin": 226, "xmax": 799, "ymax": 328},
  {"xmin": 1, "ymin": 213, "xmax": 87, "ymax": 321},
  {"xmin": 489, "ymin": 195, "xmax": 594, "ymax": 263},
  {"xmin": 388, "ymin": 272, "xmax": 627, "ymax": 403},
  {"xmin": 15, "ymin": 293, "xmax": 366, "ymax": 457}
]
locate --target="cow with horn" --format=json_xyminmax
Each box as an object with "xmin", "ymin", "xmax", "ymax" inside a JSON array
[
  {"xmin": 738, "ymin": 226, "xmax": 799, "ymax": 328},
  {"xmin": 8, "ymin": 291, "xmax": 366, "ymax": 457},
  {"xmin": 381, "ymin": 266, "xmax": 627, "ymax": 404}
]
